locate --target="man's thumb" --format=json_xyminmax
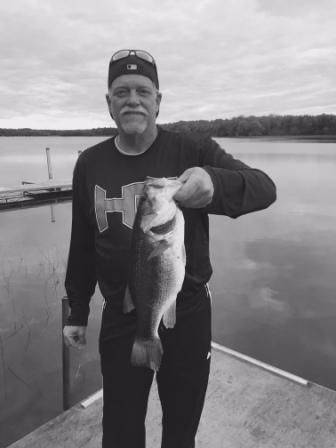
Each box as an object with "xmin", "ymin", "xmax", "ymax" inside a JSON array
[{"xmin": 177, "ymin": 168, "xmax": 193, "ymax": 184}]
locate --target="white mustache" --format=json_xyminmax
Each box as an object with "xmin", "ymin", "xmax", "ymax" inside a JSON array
[{"xmin": 121, "ymin": 110, "xmax": 147, "ymax": 116}]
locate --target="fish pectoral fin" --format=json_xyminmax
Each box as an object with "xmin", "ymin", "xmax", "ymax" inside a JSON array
[
  {"xmin": 123, "ymin": 285, "xmax": 135, "ymax": 313},
  {"xmin": 162, "ymin": 300, "xmax": 176, "ymax": 329},
  {"xmin": 147, "ymin": 240, "xmax": 170, "ymax": 260}
]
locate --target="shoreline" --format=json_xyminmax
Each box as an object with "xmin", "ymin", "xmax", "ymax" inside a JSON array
[{"xmin": 1, "ymin": 134, "xmax": 336, "ymax": 141}]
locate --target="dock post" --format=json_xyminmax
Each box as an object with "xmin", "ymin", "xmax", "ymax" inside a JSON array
[
  {"xmin": 62, "ymin": 296, "xmax": 71, "ymax": 411},
  {"xmin": 46, "ymin": 147, "xmax": 53, "ymax": 180},
  {"xmin": 50, "ymin": 204, "xmax": 56, "ymax": 223}
]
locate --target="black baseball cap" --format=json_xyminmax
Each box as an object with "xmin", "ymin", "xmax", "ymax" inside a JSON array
[{"xmin": 108, "ymin": 49, "xmax": 159, "ymax": 89}]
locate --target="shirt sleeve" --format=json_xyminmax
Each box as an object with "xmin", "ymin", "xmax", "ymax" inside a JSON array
[
  {"xmin": 199, "ymin": 137, "xmax": 277, "ymax": 217},
  {"xmin": 64, "ymin": 156, "xmax": 97, "ymax": 326}
]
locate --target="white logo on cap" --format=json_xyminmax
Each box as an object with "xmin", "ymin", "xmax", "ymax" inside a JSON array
[{"xmin": 127, "ymin": 64, "xmax": 137, "ymax": 70}]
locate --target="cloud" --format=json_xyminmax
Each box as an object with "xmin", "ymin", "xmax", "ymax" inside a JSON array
[
  {"xmin": 257, "ymin": 0, "xmax": 336, "ymax": 17},
  {"xmin": 0, "ymin": 0, "xmax": 335, "ymax": 128}
]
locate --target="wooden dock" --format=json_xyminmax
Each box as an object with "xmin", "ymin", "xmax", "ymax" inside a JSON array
[
  {"xmin": 0, "ymin": 147, "xmax": 75, "ymax": 209},
  {"xmin": 0, "ymin": 180, "xmax": 72, "ymax": 209},
  {"xmin": 7, "ymin": 344, "xmax": 336, "ymax": 448}
]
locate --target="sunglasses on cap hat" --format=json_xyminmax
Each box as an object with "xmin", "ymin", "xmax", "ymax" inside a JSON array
[{"xmin": 110, "ymin": 49, "xmax": 156, "ymax": 66}]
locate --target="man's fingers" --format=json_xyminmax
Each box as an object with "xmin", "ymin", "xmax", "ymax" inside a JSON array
[
  {"xmin": 175, "ymin": 176, "xmax": 207, "ymax": 207},
  {"xmin": 64, "ymin": 335, "xmax": 86, "ymax": 349},
  {"xmin": 63, "ymin": 326, "xmax": 87, "ymax": 349},
  {"xmin": 175, "ymin": 167, "xmax": 214, "ymax": 208},
  {"xmin": 177, "ymin": 168, "xmax": 193, "ymax": 184},
  {"xmin": 175, "ymin": 171, "xmax": 198, "ymax": 202},
  {"xmin": 175, "ymin": 179, "xmax": 198, "ymax": 201}
]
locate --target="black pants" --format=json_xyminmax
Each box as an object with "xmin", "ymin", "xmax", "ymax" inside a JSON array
[{"xmin": 99, "ymin": 285, "xmax": 212, "ymax": 448}]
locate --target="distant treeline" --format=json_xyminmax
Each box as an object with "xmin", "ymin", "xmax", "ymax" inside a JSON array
[
  {"xmin": 1, "ymin": 114, "xmax": 336, "ymax": 137},
  {"xmin": 0, "ymin": 127, "xmax": 118, "ymax": 137}
]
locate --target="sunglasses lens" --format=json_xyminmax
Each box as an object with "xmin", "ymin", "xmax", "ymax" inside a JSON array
[
  {"xmin": 111, "ymin": 50, "xmax": 156, "ymax": 66},
  {"xmin": 111, "ymin": 50, "xmax": 130, "ymax": 62},
  {"xmin": 135, "ymin": 51, "xmax": 155, "ymax": 65}
]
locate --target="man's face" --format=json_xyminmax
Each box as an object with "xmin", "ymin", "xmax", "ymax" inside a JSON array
[{"xmin": 106, "ymin": 74, "xmax": 161, "ymax": 136}]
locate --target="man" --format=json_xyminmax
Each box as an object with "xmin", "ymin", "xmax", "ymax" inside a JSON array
[{"xmin": 63, "ymin": 49, "xmax": 276, "ymax": 448}]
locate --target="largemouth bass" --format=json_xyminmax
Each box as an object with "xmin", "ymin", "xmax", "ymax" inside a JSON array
[{"xmin": 124, "ymin": 177, "xmax": 186, "ymax": 371}]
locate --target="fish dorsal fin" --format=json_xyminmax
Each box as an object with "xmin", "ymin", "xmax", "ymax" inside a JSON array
[
  {"xmin": 123, "ymin": 284, "xmax": 135, "ymax": 313},
  {"xmin": 147, "ymin": 239, "xmax": 170, "ymax": 260},
  {"xmin": 162, "ymin": 300, "xmax": 176, "ymax": 329}
]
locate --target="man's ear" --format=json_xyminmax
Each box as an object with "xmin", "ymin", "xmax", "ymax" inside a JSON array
[
  {"xmin": 106, "ymin": 93, "xmax": 113, "ymax": 119},
  {"xmin": 156, "ymin": 91, "xmax": 162, "ymax": 107},
  {"xmin": 156, "ymin": 91, "xmax": 162, "ymax": 118}
]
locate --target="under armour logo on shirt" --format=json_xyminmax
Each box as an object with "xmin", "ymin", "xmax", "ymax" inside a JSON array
[{"xmin": 95, "ymin": 182, "xmax": 144, "ymax": 232}]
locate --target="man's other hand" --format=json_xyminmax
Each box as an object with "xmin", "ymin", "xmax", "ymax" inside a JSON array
[
  {"xmin": 174, "ymin": 167, "xmax": 214, "ymax": 208},
  {"xmin": 63, "ymin": 325, "xmax": 87, "ymax": 349}
]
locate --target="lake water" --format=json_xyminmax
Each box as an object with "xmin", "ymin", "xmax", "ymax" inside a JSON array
[{"xmin": 1, "ymin": 136, "xmax": 336, "ymax": 446}]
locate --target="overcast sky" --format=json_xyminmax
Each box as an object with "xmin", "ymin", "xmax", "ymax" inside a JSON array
[{"xmin": 1, "ymin": 0, "xmax": 335, "ymax": 129}]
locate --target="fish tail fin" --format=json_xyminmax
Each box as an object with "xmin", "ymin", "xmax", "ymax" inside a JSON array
[{"xmin": 130, "ymin": 336, "xmax": 163, "ymax": 371}]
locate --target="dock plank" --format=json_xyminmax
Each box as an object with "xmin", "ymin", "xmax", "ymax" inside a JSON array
[
  {"xmin": 7, "ymin": 347, "xmax": 336, "ymax": 448},
  {"xmin": 0, "ymin": 180, "xmax": 72, "ymax": 209},
  {"xmin": 0, "ymin": 180, "xmax": 72, "ymax": 196}
]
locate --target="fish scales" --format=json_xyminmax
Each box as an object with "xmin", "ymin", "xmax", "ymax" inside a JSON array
[{"xmin": 125, "ymin": 177, "xmax": 186, "ymax": 371}]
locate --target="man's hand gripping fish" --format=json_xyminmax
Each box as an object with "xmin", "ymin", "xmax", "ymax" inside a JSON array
[{"xmin": 124, "ymin": 177, "xmax": 186, "ymax": 371}]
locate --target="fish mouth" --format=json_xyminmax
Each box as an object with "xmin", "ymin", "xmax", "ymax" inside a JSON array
[
  {"xmin": 144, "ymin": 178, "xmax": 182, "ymax": 196},
  {"xmin": 145, "ymin": 177, "xmax": 174, "ymax": 187}
]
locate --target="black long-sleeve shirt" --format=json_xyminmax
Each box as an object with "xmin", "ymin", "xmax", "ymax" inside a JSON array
[{"xmin": 65, "ymin": 128, "xmax": 276, "ymax": 326}]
